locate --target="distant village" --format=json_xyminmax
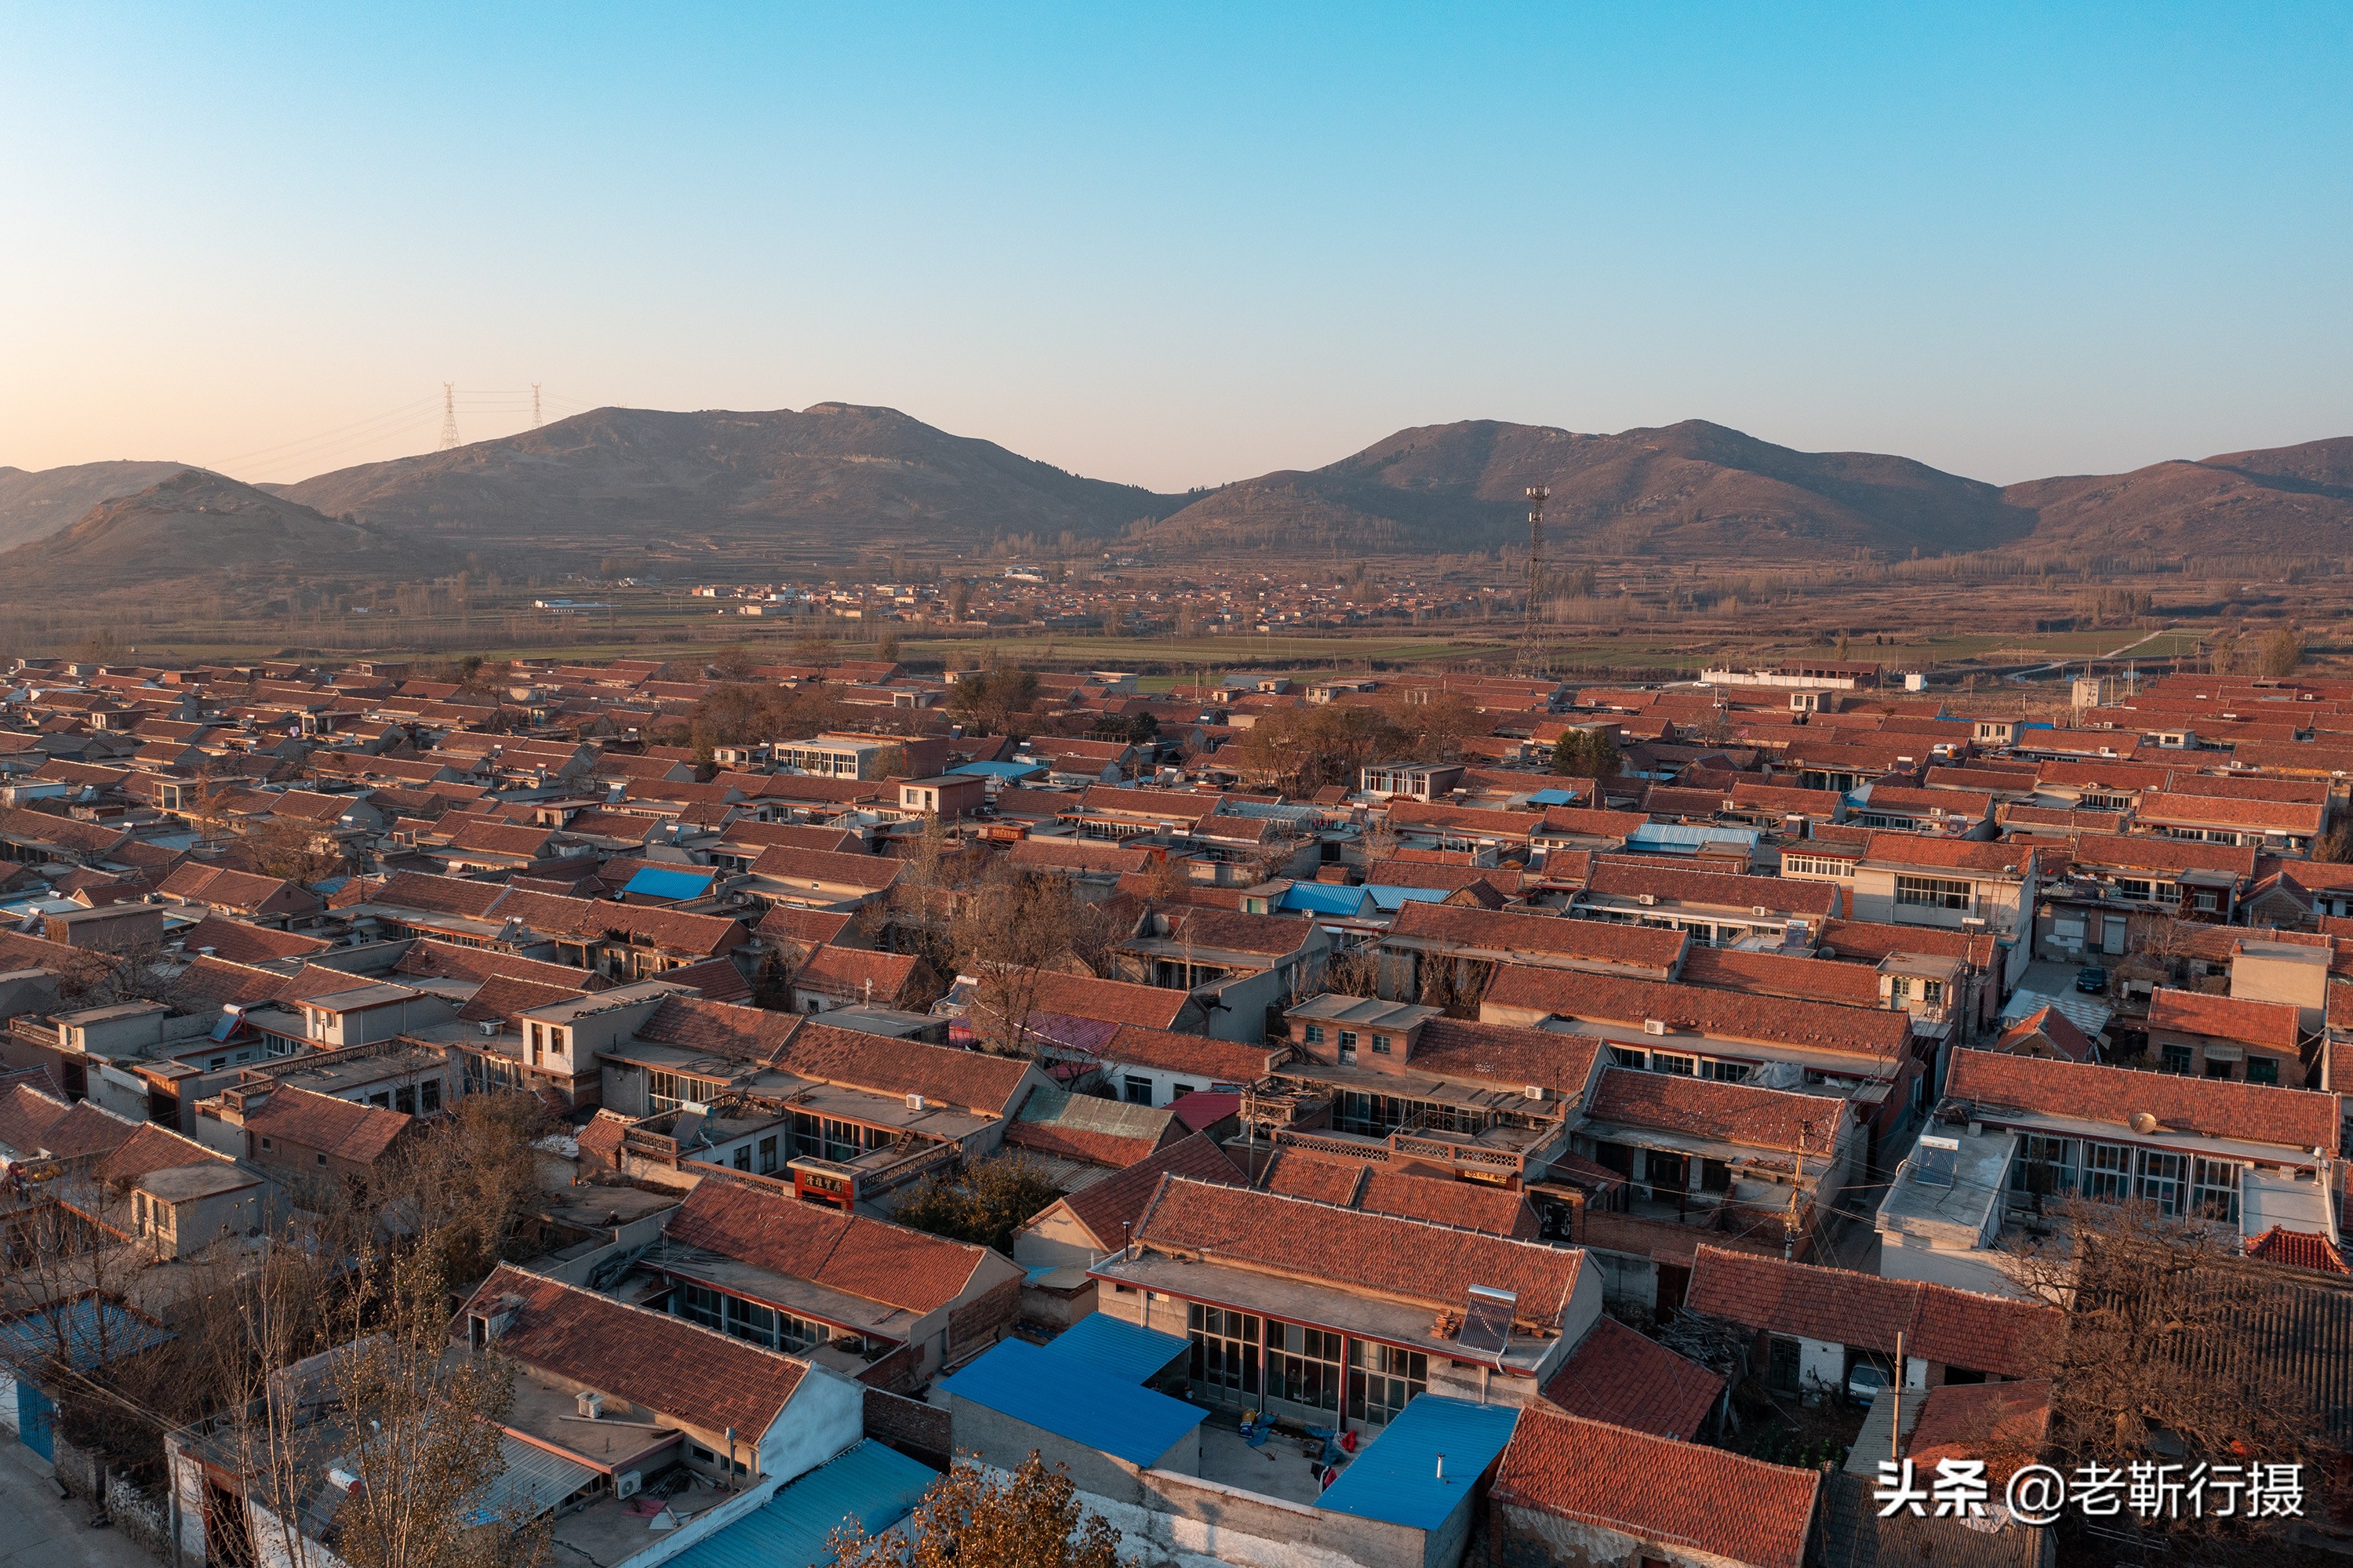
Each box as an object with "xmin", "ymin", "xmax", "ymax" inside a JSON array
[{"xmin": 1, "ymin": 644, "xmax": 2346, "ymax": 1568}]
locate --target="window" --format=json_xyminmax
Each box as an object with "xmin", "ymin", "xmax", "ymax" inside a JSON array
[
  {"xmin": 1337, "ymin": 1031, "xmax": 1358, "ymax": 1053},
  {"xmin": 793, "ymin": 1112, "xmax": 865, "ymax": 1162},
  {"xmin": 2161, "ymin": 1044, "xmax": 2193, "ymax": 1075},
  {"xmin": 1703, "ymin": 1060, "xmax": 1751, "ymax": 1083},
  {"xmin": 1266, "ymin": 1322, "xmax": 1340, "ymax": 1411},
  {"xmin": 732, "ymin": 1146, "xmax": 751, "ymax": 1171},
  {"xmin": 758, "ymin": 1136, "xmax": 779, "ymax": 1174},
  {"xmin": 207, "ymin": 1056, "xmax": 227, "ymax": 1071},
  {"xmin": 1370, "ymin": 1033, "xmax": 1391, "ymax": 1055},
  {"xmin": 1887, "ymin": 976, "xmax": 1911, "ymax": 1003},
  {"xmin": 677, "ymin": 1281, "xmax": 726, "ymax": 1329},
  {"xmin": 1187, "ymin": 1304, "xmax": 1260, "ymax": 1399},
  {"xmin": 420, "ymin": 1079, "xmax": 441, "ymax": 1114},
  {"xmin": 1347, "ymin": 1341, "xmax": 1426, "ymax": 1423},
  {"xmin": 395, "ymin": 1086, "xmax": 416, "ymax": 1115},
  {"xmin": 2113, "ymin": 878, "xmax": 2153, "ymax": 901},
  {"xmin": 1922, "ymin": 980, "xmax": 1944, "ymax": 1004},
  {"xmin": 2005, "ymin": 1130, "xmax": 2080, "ymax": 1191},
  {"xmin": 647, "ymin": 1070, "xmax": 718, "ymax": 1112},
  {"xmin": 1609, "ymin": 1046, "xmax": 1648, "ymax": 1070},
  {"xmin": 1895, "ymin": 875, "xmax": 1973, "ymax": 911},
  {"xmin": 1651, "ymin": 1053, "xmax": 1696, "ymax": 1076},
  {"xmin": 315, "ymin": 1152, "xmax": 328, "ymax": 1166},
  {"xmin": 1123, "ymin": 1075, "xmax": 1153, "ymax": 1104},
  {"xmin": 2081, "ymin": 1141, "xmax": 2132, "ymax": 1201},
  {"xmin": 2135, "ymin": 1149, "xmax": 2187, "ymax": 1215},
  {"xmin": 2203, "ymin": 1059, "xmax": 2235, "ymax": 1080},
  {"xmin": 2193, "ymin": 891, "xmax": 2219, "ymax": 912},
  {"xmin": 2246, "ymin": 1057, "xmax": 2279, "ymax": 1086},
  {"xmin": 2191, "ymin": 1159, "xmax": 2240, "ymax": 1222},
  {"xmin": 1304, "ymin": 1024, "xmax": 1326, "ymax": 1045},
  {"xmin": 369, "ymin": 1092, "xmax": 392, "ymax": 1109}
]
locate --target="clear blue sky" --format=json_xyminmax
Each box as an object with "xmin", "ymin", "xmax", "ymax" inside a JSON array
[{"xmin": 2, "ymin": 2, "xmax": 2347, "ymax": 490}]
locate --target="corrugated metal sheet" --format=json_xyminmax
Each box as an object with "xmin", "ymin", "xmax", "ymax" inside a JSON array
[
  {"xmin": 1365, "ymin": 886, "xmax": 1453, "ymax": 913},
  {"xmin": 1043, "ymin": 1313, "xmax": 1188, "ymax": 1384},
  {"xmin": 1278, "ymin": 882, "xmax": 1373, "ymax": 917},
  {"xmin": 940, "ymin": 1338, "xmax": 1205, "ymax": 1467},
  {"xmin": 1318, "ymin": 1395, "xmax": 1520, "ymax": 1530},
  {"xmin": 666, "ymin": 1439, "xmax": 936, "ymax": 1568},
  {"xmin": 464, "ymin": 1435, "xmax": 600, "ymax": 1526}
]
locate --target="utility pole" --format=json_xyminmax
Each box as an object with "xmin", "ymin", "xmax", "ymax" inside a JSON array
[
  {"xmin": 437, "ymin": 383, "xmax": 460, "ymax": 451},
  {"xmin": 1520, "ymin": 486, "xmax": 1550, "ymax": 673},
  {"xmin": 531, "ymin": 384, "xmax": 542, "ymax": 428}
]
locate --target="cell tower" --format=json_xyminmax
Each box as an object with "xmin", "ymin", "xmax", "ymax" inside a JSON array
[
  {"xmin": 531, "ymin": 384, "xmax": 542, "ymax": 428},
  {"xmin": 437, "ymin": 383, "xmax": 460, "ymax": 451},
  {"xmin": 1520, "ymin": 485, "xmax": 1550, "ymax": 671}
]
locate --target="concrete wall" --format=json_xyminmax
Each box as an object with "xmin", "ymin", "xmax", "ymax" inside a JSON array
[
  {"xmin": 1013, "ymin": 1206, "xmax": 1104, "ymax": 1271},
  {"xmin": 756, "ymin": 1363, "xmax": 866, "ymax": 1486},
  {"xmin": 1493, "ymin": 1501, "xmax": 1761, "ymax": 1568},
  {"xmin": 1104, "ymin": 1467, "xmax": 1439, "ymax": 1568}
]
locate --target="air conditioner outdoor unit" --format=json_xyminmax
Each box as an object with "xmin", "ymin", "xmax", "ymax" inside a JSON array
[
  {"xmin": 1642, "ymin": 1019, "xmax": 1669, "ymax": 1036},
  {"xmin": 1523, "ymin": 1084, "xmax": 1544, "ymax": 1101},
  {"xmin": 576, "ymin": 1391, "xmax": 605, "ymax": 1420},
  {"xmin": 479, "ymin": 1020, "xmax": 500, "ymax": 1037},
  {"xmin": 906, "ymin": 1093, "xmax": 926, "ymax": 1111},
  {"xmin": 1752, "ymin": 905, "xmax": 1769, "ymax": 917},
  {"xmin": 1637, "ymin": 893, "xmax": 1657, "ymax": 906},
  {"xmin": 615, "ymin": 1472, "xmax": 642, "ymax": 1501}
]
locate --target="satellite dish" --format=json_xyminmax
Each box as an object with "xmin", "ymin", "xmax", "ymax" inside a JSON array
[{"xmin": 2129, "ymin": 1111, "xmax": 2158, "ymax": 1134}]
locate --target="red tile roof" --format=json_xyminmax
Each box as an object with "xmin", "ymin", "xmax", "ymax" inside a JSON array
[
  {"xmin": 176, "ymin": 915, "xmax": 332, "ymax": 965},
  {"xmin": 1584, "ymin": 859, "xmax": 1840, "ymax": 915},
  {"xmin": 1408, "ymin": 1017, "xmax": 1606, "ymax": 1098},
  {"xmin": 1129, "ymin": 1177, "xmax": 1588, "ymax": 1327},
  {"xmin": 749, "ymin": 846, "xmax": 904, "ymax": 893},
  {"xmin": 1686, "ymin": 1246, "xmax": 2058, "ymax": 1378},
  {"xmin": 460, "ymin": 1264, "xmax": 808, "ymax": 1439},
  {"xmin": 1676, "ymin": 946, "xmax": 1882, "ymax": 1006},
  {"xmin": 1484, "ymin": 966, "xmax": 1911, "ymax": 1062},
  {"xmin": 1587, "ymin": 1068, "xmax": 1849, "ymax": 1155},
  {"xmin": 1493, "ymin": 1408, "xmax": 1819, "ymax": 1568},
  {"xmin": 1540, "ymin": 1315, "xmax": 1724, "ymax": 1439},
  {"xmin": 778, "ymin": 1020, "xmax": 1036, "ymax": 1116},
  {"xmin": 1993, "ymin": 1005, "xmax": 2097, "ymax": 1062},
  {"xmin": 1904, "ymin": 1378, "xmax": 2052, "ymax": 1487},
  {"xmin": 635, "ymin": 995, "xmax": 801, "ymax": 1065},
  {"xmin": 2244, "ymin": 1224, "xmax": 2352, "ymax": 1275},
  {"xmin": 792, "ymin": 944, "xmax": 923, "ymax": 1005},
  {"xmin": 2144, "ymin": 987, "xmax": 2302, "ymax": 1050},
  {"xmin": 1388, "ymin": 902, "xmax": 1685, "ymax": 973},
  {"xmin": 666, "ymin": 1174, "xmax": 989, "ymax": 1316},
  {"xmin": 1049, "ymin": 1132, "xmax": 1245, "ymax": 1250},
  {"xmin": 1100, "ymin": 1025, "xmax": 1286, "ymax": 1084},
  {"xmin": 1946, "ymin": 1047, "xmax": 2338, "ymax": 1151},
  {"xmin": 246, "ymin": 1085, "xmax": 409, "ymax": 1166},
  {"xmin": 1023, "ymin": 972, "xmax": 1195, "ymax": 1030}
]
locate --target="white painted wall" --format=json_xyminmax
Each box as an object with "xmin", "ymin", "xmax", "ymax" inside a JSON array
[{"xmin": 754, "ymin": 1362, "xmax": 866, "ymax": 1486}]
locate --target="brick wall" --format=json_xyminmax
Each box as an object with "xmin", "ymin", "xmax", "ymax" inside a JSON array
[
  {"xmin": 863, "ymin": 1387, "xmax": 951, "ymax": 1471},
  {"xmin": 856, "ymin": 1340, "xmax": 924, "ymax": 1393},
  {"xmin": 947, "ymin": 1273, "xmax": 1020, "ymax": 1354}
]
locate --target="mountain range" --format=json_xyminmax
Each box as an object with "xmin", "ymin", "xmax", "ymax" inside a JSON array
[{"xmin": 2, "ymin": 405, "xmax": 2348, "ymax": 593}]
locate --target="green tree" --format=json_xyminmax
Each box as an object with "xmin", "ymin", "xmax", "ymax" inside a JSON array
[{"xmin": 893, "ymin": 1155, "xmax": 1064, "ymax": 1255}]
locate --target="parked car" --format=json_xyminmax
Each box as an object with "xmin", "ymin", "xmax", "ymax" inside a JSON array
[
  {"xmin": 1847, "ymin": 1362, "xmax": 1891, "ymax": 1406},
  {"xmin": 2075, "ymin": 965, "xmax": 2109, "ymax": 995}
]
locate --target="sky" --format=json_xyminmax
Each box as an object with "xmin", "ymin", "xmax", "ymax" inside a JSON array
[{"xmin": 1, "ymin": 2, "xmax": 2348, "ymax": 492}]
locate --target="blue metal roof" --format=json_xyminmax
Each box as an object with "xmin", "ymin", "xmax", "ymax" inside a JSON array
[
  {"xmin": 621, "ymin": 865, "xmax": 718, "ymax": 900},
  {"xmin": 1042, "ymin": 1313, "xmax": 1189, "ymax": 1385},
  {"xmin": 1364, "ymin": 885, "xmax": 1453, "ymax": 913},
  {"xmin": 940, "ymin": 1337, "xmax": 1205, "ymax": 1467},
  {"xmin": 1277, "ymin": 882, "xmax": 1372, "ymax": 917},
  {"xmin": 1317, "ymin": 1396, "xmax": 1521, "ymax": 1530},
  {"xmin": 664, "ymin": 1440, "xmax": 937, "ymax": 1568},
  {"xmin": 1526, "ymin": 788, "xmax": 1581, "ymax": 806},
  {"xmin": 950, "ymin": 761, "xmax": 1045, "ymax": 780},
  {"xmin": 0, "ymin": 1300, "xmax": 175, "ymax": 1373}
]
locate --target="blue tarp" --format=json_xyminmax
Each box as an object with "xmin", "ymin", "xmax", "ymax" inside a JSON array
[
  {"xmin": 1317, "ymin": 1395, "xmax": 1521, "ymax": 1530},
  {"xmin": 1526, "ymin": 788, "xmax": 1582, "ymax": 806},
  {"xmin": 0, "ymin": 1299, "xmax": 175, "ymax": 1373},
  {"xmin": 664, "ymin": 1440, "xmax": 937, "ymax": 1568},
  {"xmin": 939, "ymin": 1337, "xmax": 1206, "ymax": 1468},
  {"xmin": 621, "ymin": 865, "xmax": 718, "ymax": 900},
  {"xmin": 1042, "ymin": 1314, "xmax": 1189, "ymax": 1385},
  {"xmin": 950, "ymin": 761, "xmax": 1045, "ymax": 780}
]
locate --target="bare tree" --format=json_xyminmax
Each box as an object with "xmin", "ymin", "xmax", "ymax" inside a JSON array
[{"xmin": 952, "ymin": 867, "xmax": 1085, "ymax": 1055}]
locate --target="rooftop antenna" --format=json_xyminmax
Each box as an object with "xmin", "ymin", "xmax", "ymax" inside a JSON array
[
  {"xmin": 531, "ymin": 384, "xmax": 543, "ymax": 428},
  {"xmin": 437, "ymin": 383, "xmax": 460, "ymax": 451},
  {"xmin": 1519, "ymin": 486, "xmax": 1550, "ymax": 675}
]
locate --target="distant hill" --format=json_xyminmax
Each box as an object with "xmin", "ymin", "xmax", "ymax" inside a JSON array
[
  {"xmin": 3, "ymin": 415, "xmax": 2346, "ymax": 592},
  {"xmin": 0, "ymin": 460, "xmax": 194, "ymax": 551},
  {"xmin": 272, "ymin": 403, "xmax": 1185, "ymax": 557},
  {"xmin": 0, "ymin": 469, "xmax": 418, "ymax": 591},
  {"xmin": 1140, "ymin": 419, "xmax": 2039, "ymax": 558},
  {"xmin": 2002, "ymin": 436, "xmax": 2353, "ymax": 556}
]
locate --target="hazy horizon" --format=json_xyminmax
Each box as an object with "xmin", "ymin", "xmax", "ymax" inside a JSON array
[{"xmin": 3, "ymin": 4, "xmax": 2347, "ymax": 493}]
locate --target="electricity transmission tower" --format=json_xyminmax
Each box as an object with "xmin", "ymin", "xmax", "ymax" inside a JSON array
[
  {"xmin": 531, "ymin": 384, "xmax": 542, "ymax": 428},
  {"xmin": 437, "ymin": 383, "xmax": 460, "ymax": 451},
  {"xmin": 1519, "ymin": 485, "xmax": 1551, "ymax": 672}
]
